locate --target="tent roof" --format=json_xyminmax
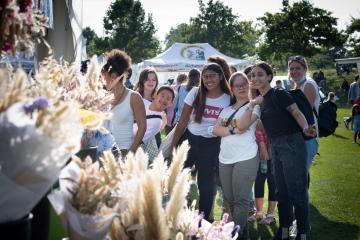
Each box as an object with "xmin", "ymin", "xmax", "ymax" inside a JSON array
[{"xmin": 142, "ymin": 43, "xmax": 250, "ymax": 71}]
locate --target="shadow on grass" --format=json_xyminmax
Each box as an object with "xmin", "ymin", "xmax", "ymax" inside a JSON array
[
  {"xmin": 309, "ymin": 204, "xmax": 360, "ymax": 240},
  {"xmin": 332, "ymin": 133, "xmax": 349, "ymax": 139}
]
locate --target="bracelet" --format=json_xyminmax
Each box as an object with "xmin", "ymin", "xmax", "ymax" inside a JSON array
[
  {"xmin": 302, "ymin": 126, "xmax": 308, "ymax": 133},
  {"xmin": 207, "ymin": 126, "xmax": 214, "ymax": 136}
]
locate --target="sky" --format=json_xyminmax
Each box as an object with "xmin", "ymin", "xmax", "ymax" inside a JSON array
[{"xmin": 83, "ymin": 0, "xmax": 360, "ymax": 43}]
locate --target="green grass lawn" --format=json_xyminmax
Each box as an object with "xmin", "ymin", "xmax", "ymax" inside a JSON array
[{"xmin": 49, "ymin": 107, "xmax": 360, "ymax": 239}]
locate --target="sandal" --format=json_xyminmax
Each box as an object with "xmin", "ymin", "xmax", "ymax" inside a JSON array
[
  {"xmin": 259, "ymin": 213, "xmax": 276, "ymax": 225},
  {"xmin": 248, "ymin": 211, "xmax": 264, "ymax": 222}
]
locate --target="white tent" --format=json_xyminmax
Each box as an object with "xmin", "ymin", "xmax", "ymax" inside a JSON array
[{"xmin": 132, "ymin": 43, "xmax": 251, "ymax": 85}]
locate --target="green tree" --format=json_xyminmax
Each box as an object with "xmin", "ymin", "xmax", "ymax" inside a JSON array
[
  {"xmin": 82, "ymin": 27, "xmax": 108, "ymax": 57},
  {"xmin": 346, "ymin": 17, "xmax": 360, "ymax": 56},
  {"xmin": 103, "ymin": 0, "xmax": 160, "ymax": 62},
  {"xmin": 164, "ymin": 0, "xmax": 259, "ymax": 58},
  {"xmin": 82, "ymin": 27, "xmax": 96, "ymax": 47},
  {"xmin": 258, "ymin": 0, "xmax": 346, "ymax": 62}
]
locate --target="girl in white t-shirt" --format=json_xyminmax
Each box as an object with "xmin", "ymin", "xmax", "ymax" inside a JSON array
[
  {"xmin": 170, "ymin": 63, "xmax": 231, "ymax": 221},
  {"xmin": 134, "ymin": 86, "xmax": 174, "ymax": 162},
  {"xmin": 213, "ymin": 72, "xmax": 260, "ymax": 238}
]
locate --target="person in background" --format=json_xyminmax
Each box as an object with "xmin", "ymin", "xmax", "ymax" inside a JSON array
[
  {"xmin": 173, "ymin": 69, "xmax": 201, "ymax": 126},
  {"xmin": 208, "ymin": 55, "xmax": 232, "ymax": 82},
  {"xmin": 351, "ymin": 104, "xmax": 360, "ymax": 144},
  {"xmin": 102, "ymin": 49, "xmax": 146, "ymax": 157},
  {"xmin": 124, "ymin": 68, "xmax": 133, "ymax": 90},
  {"xmin": 275, "ymin": 80, "xmax": 284, "ymax": 90},
  {"xmin": 230, "ymin": 65, "xmax": 237, "ymax": 74},
  {"xmin": 80, "ymin": 59, "xmax": 90, "ymax": 75},
  {"xmin": 165, "ymin": 73, "xmax": 188, "ymax": 134},
  {"xmin": 134, "ymin": 86, "xmax": 174, "ymax": 161},
  {"xmin": 170, "ymin": 63, "xmax": 231, "ymax": 221},
  {"xmin": 348, "ymin": 75, "xmax": 360, "ymax": 105},
  {"xmin": 248, "ymin": 120, "xmax": 277, "ymax": 225},
  {"xmin": 250, "ymin": 62, "xmax": 316, "ymax": 240},
  {"xmin": 213, "ymin": 72, "xmax": 260, "ymax": 239},
  {"xmin": 134, "ymin": 67, "xmax": 159, "ymax": 102},
  {"xmin": 344, "ymin": 75, "xmax": 360, "ymax": 128},
  {"xmin": 341, "ymin": 79, "xmax": 350, "ymax": 94}
]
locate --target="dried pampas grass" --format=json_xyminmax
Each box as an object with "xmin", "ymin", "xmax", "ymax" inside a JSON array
[
  {"xmin": 167, "ymin": 141, "xmax": 190, "ymax": 196},
  {"xmin": 165, "ymin": 168, "xmax": 190, "ymax": 228},
  {"xmin": 0, "ymin": 68, "xmax": 28, "ymax": 112},
  {"xmin": 141, "ymin": 173, "xmax": 169, "ymax": 240}
]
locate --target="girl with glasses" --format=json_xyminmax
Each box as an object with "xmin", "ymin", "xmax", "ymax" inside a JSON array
[{"xmin": 170, "ymin": 63, "xmax": 231, "ymax": 221}]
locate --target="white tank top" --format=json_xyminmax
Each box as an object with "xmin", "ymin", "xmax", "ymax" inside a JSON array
[{"xmin": 111, "ymin": 90, "xmax": 134, "ymax": 150}]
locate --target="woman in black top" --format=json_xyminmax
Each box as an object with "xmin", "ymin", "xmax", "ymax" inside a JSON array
[{"xmin": 249, "ymin": 62, "xmax": 316, "ymax": 240}]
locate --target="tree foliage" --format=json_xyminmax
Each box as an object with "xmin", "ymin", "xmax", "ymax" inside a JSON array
[
  {"xmin": 346, "ymin": 17, "xmax": 360, "ymax": 57},
  {"xmin": 84, "ymin": 0, "xmax": 160, "ymax": 63},
  {"xmin": 164, "ymin": 0, "xmax": 259, "ymax": 58},
  {"xmin": 258, "ymin": 0, "xmax": 347, "ymax": 62}
]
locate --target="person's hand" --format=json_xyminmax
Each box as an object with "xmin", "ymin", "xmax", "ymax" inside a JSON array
[
  {"xmin": 250, "ymin": 95, "xmax": 263, "ymax": 105},
  {"xmin": 233, "ymin": 128, "xmax": 245, "ymax": 135},
  {"xmin": 303, "ymin": 124, "xmax": 317, "ymax": 138}
]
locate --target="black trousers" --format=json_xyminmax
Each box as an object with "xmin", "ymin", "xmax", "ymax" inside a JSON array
[{"xmin": 187, "ymin": 132, "xmax": 221, "ymax": 221}]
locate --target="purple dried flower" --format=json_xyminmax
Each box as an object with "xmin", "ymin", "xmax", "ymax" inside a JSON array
[{"xmin": 23, "ymin": 96, "xmax": 50, "ymax": 114}]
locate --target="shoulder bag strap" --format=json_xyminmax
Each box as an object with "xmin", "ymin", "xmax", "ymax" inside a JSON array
[{"xmin": 224, "ymin": 101, "xmax": 249, "ymax": 127}]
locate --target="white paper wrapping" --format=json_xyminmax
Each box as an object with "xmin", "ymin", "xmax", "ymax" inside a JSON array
[
  {"xmin": 0, "ymin": 103, "xmax": 73, "ymax": 223},
  {"xmin": 48, "ymin": 162, "xmax": 117, "ymax": 240}
]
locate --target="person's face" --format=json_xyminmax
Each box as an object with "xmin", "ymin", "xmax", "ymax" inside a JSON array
[
  {"xmin": 144, "ymin": 73, "xmax": 157, "ymax": 91},
  {"xmin": 250, "ymin": 66, "xmax": 271, "ymax": 90},
  {"xmin": 276, "ymin": 82, "xmax": 282, "ymax": 88},
  {"xmin": 102, "ymin": 72, "xmax": 118, "ymax": 91},
  {"xmin": 154, "ymin": 90, "xmax": 173, "ymax": 110},
  {"xmin": 201, "ymin": 69, "xmax": 221, "ymax": 91},
  {"xmin": 289, "ymin": 61, "xmax": 306, "ymax": 81},
  {"xmin": 231, "ymin": 75, "xmax": 249, "ymax": 98}
]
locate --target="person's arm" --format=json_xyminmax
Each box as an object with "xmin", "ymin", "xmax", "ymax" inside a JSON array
[
  {"xmin": 303, "ymin": 83, "xmax": 317, "ymax": 108},
  {"xmin": 213, "ymin": 117, "xmax": 232, "ymax": 137},
  {"xmin": 129, "ymin": 92, "xmax": 146, "ymax": 154},
  {"xmin": 236, "ymin": 96, "xmax": 262, "ymax": 131},
  {"xmin": 258, "ymin": 141, "xmax": 270, "ymax": 161},
  {"xmin": 170, "ymin": 103, "xmax": 192, "ymax": 150},
  {"xmin": 161, "ymin": 111, "xmax": 167, "ymax": 130},
  {"xmin": 286, "ymin": 103, "xmax": 316, "ymax": 137}
]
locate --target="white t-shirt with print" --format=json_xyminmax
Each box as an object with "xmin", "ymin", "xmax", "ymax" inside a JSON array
[
  {"xmin": 218, "ymin": 103, "xmax": 260, "ymax": 164},
  {"xmin": 184, "ymin": 87, "xmax": 230, "ymax": 138}
]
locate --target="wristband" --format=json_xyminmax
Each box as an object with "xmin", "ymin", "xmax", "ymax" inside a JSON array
[{"xmin": 208, "ymin": 126, "xmax": 214, "ymax": 136}]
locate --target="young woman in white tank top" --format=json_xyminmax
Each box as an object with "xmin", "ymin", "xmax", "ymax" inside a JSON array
[
  {"xmin": 101, "ymin": 49, "xmax": 146, "ymax": 157},
  {"xmin": 288, "ymin": 56, "xmax": 320, "ymax": 171}
]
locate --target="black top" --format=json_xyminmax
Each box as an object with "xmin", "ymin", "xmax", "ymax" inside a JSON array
[{"xmin": 260, "ymin": 88, "xmax": 301, "ymax": 139}]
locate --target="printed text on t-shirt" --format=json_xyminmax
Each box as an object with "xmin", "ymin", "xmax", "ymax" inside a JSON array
[{"xmin": 203, "ymin": 105, "xmax": 224, "ymax": 119}]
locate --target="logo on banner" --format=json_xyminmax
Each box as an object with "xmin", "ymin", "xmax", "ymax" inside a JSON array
[{"xmin": 180, "ymin": 45, "xmax": 205, "ymax": 60}]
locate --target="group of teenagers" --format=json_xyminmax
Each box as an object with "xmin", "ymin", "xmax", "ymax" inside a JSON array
[{"xmin": 82, "ymin": 49, "xmax": 321, "ymax": 240}]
